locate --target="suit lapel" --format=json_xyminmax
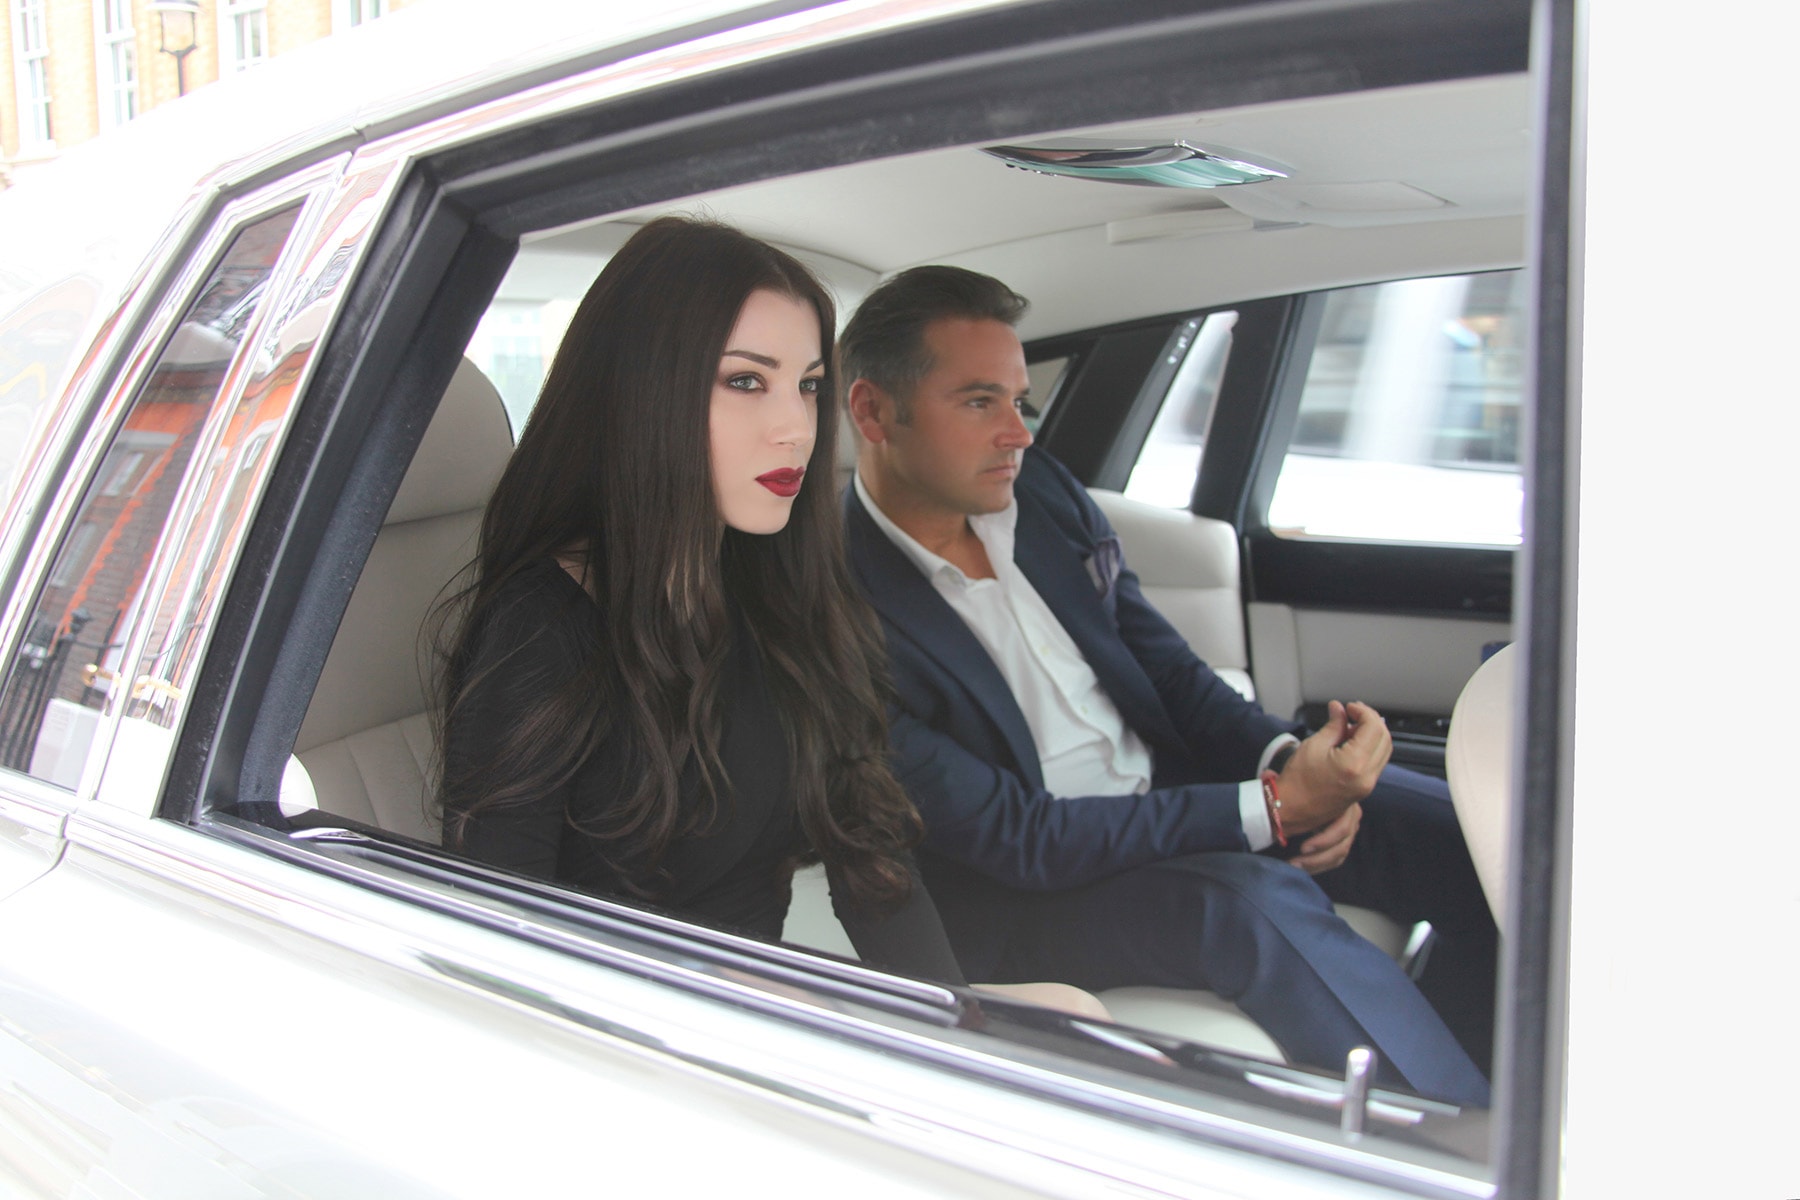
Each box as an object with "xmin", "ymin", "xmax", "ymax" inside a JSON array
[
  {"xmin": 845, "ymin": 490, "xmax": 1046, "ymax": 788},
  {"xmin": 1012, "ymin": 498, "xmax": 1187, "ymax": 754}
]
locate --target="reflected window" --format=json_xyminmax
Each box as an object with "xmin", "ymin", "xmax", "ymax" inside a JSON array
[
  {"xmin": 12, "ymin": 0, "xmax": 53, "ymax": 147},
  {"xmin": 1267, "ymin": 270, "xmax": 1526, "ymax": 545},
  {"xmin": 222, "ymin": 0, "xmax": 268, "ymax": 72},
  {"xmin": 337, "ymin": 0, "xmax": 385, "ymax": 28},
  {"xmin": 94, "ymin": 0, "xmax": 137, "ymax": 129},
  {"xmin": 0, "ymin": 205, "xmax": 302, "ymax": 788}
]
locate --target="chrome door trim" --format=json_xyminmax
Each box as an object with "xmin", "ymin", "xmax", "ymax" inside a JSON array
[
  {"xmin": 62, "ymin": 798, "xmax": 1494, "ymax": 1200},
  {"xmin": 0, "ymin": 790, "xmax": 67, "ymax": 841}
]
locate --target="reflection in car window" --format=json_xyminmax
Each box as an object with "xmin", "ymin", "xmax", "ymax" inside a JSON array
[
  {"xmin": 1267, "ymin": 270, "xmax": 1526, "ymax": 545},
  {"xmin": 0, "ymin": 205, "xmax": 303, "ymax": 787},
  {"xmin": 1123, "ymin": 310, "xmax": 1237, "ymax": 507}
]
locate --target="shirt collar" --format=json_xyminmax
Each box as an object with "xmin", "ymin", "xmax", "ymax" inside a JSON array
[{"xmin": 855, "ymin": 470, "xmax": 1017, "ymax": 587}]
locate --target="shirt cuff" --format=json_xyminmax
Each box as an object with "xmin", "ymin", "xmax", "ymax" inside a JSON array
[
  {"xmin": 1258, "ymin": 732, "xmax": 1301, "ymax": 775},
  {"xmin": 1241, "ymin": 734, "xmax": 1301, "ymax": 851},
  {"xmin": 1240, "ymin": 779, "xmax": 1273, "ymax": 851}
]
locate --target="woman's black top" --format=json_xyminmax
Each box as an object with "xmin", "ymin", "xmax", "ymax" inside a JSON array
[{"xmin": 444, "ymin": 558, "xmax": 963, "ymax": 983}]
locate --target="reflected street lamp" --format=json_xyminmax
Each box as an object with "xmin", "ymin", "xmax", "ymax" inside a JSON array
[{"xmin": 148, "ymin": 0, "xmax": 201, "ymax": 96}]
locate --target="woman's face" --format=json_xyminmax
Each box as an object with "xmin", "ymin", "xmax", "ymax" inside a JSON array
[{"xmin": 710, "ymin": 288, "xmax": 822, "ymax": 534}]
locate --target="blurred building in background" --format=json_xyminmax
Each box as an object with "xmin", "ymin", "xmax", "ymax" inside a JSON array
[{"xmin": 2, "ymin": 0, "xmax": 425, "ymax": 186}]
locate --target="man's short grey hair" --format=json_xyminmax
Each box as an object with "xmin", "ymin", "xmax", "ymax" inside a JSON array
[{"xmin": 839, "ymin": 265, "xmax": 1028, "ymax": 421}]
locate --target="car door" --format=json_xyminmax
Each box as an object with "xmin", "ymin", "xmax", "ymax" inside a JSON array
[
  {"xmin": 1036, "ymin": 269, "xmax": 1522, "ymax": 775},
  {"xmin": 3, "ymin": 1, "xmax": 1573, "ymax": 1195}
]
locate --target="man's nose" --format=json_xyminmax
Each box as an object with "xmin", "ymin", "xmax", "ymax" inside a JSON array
[{"xmin": 996, "ymin": 400, "xmax": 1034, "ymax": 449}]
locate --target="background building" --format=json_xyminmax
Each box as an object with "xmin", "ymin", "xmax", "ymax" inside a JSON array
[{"xmin": 2, "ymin": 0, "xmax": 424, "ymax": 187}]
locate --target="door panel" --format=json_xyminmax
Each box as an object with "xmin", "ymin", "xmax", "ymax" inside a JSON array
[{"xmin": 1247, "ymin": 601, "xmax": 1509, "ymax": 723}]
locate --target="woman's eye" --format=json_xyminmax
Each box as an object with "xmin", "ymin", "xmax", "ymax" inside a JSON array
[
  {"xmin": 726, "ymin": 373, "xmax": 763, "ymax": 391},
  {"xmin": 800, "ymin": 376, "xmax": 823, "ymax": 395}
]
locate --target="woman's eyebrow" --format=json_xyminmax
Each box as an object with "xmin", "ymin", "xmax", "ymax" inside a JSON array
[{"xmin": 722, "ymin": 349, "xmax": 825, "ymax": 371}]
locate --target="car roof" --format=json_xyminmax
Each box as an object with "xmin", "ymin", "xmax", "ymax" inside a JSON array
[
  {"xmin": 1, "ymin": 0, "xmax": 1528, "ymax": 337},
  {"xmin": 0, "ymin": 0, "xmax": 842, "ymax": 322}
]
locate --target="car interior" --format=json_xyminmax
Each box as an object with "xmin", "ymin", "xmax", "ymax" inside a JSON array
[{"xmin": 275, "ymin": 67, "xmax": 1528, "ymax": 1066}]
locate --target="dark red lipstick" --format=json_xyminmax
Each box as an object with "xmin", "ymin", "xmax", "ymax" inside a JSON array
[{"xmin": 756, "ymin": 467, "xmax": 804, "ymax": 498}]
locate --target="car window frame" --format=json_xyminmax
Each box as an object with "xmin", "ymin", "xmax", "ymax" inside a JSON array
[{"xmin": 117, "ymin": 1, "xmax": 1561, "ymax": 1193}]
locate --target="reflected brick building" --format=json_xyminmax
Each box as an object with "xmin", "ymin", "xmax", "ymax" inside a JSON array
[{"xmin": 2, "ymin": 0, "xmax": 426, "ymax": 186}]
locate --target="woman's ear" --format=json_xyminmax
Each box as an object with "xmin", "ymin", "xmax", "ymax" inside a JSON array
[{"xmin": 846, "ymin": 378, "xmax": 890, "ymax": 443}]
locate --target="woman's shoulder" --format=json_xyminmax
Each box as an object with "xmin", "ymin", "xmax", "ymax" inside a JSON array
[{"xmin": 474, "ymin": 557, "xmax": 600, "ymax": 653}]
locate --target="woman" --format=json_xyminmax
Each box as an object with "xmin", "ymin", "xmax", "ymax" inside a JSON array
[{"xmin": 437, "ymin": 216, "xmax": 961, "ymax": 978}]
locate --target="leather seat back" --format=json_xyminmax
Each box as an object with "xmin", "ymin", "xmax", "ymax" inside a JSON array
[
  {"xmin": 1087, "ymin": 489, "xmax": 1255, "ymax": 699},
  {"xmin": 294, "ymin": 360, "xmax": 513, "ymax": 843},
  {"xmin": 1445, "ymin": 641, "xmax": 1515, "ymax": 930}
]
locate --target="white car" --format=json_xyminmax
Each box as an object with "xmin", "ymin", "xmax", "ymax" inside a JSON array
[{"xmin": 1, "ymin": 1, "xmax": 1794, "ymax": 1197}]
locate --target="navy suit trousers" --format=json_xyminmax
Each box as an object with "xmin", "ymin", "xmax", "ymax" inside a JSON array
[{"xmin": 973, "ymin": 765, "xmax": 1495, "ymax": 1107}]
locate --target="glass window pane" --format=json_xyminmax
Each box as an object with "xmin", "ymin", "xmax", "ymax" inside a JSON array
[
  {"xmin": 1123, "ymin": 310, "xmax": 1237, "ymax": 507},
  {"xmin": 1267, "ymin": 270, "xmax": 1526, "ymax": 545},
  {"xmin": 1024, "ymin": 354, "xmax": 1068, "ymax": 434},
  {"xmin": 0, "ymin": 205, "xmax": 302, "ymax": 787}
]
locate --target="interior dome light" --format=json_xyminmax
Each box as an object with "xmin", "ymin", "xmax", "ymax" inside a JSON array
[{"xmin": 982, "ymin": 141, "xmax": 1287, "ymax": 188}]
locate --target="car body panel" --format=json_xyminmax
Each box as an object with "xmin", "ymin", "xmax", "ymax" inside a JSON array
[{"xmin": 4, "ymin": 0, "xmax": 1798, "ymax": 1196}]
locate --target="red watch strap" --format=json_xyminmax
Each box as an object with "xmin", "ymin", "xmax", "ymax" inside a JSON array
[{"xmin": 1260, "ymin": 769, "xmax": 1287, "ymax": 848}]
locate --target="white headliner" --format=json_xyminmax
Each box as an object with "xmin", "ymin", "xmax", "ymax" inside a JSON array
[{"xmin": 515, "ymin": 73, "xmax": 1533, "ymax": 339}]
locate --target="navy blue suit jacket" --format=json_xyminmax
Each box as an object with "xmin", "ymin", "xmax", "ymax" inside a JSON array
[{"xmin": 845, "ymin": 449, "xmax": 1300, "ymax": 973}]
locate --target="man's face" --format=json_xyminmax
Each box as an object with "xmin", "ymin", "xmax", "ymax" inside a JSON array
[{"xmin": 867, "ymin": 316, "xmax": 1034, "ymax": 518}]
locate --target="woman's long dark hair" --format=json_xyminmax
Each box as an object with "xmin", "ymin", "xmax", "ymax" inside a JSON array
[{"xmin": 438, "ymin": 216, "xmax": 919, "ymax": 911}]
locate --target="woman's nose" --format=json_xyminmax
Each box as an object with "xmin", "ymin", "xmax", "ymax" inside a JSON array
[{"xmin": 771, "ymin": 385, "xmax": 816, "ymax": 448}]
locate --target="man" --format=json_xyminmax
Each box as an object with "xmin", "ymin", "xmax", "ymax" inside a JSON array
[{"xmin": 839, "ymin": 266, "xmax": 1497, "ymax": 1106}]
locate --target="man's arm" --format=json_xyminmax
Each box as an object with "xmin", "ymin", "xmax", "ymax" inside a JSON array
[
  {"xmin": 887, "ymin": 707, "xmax": 1247, "ymax": 891},
  {"xmin": 1032, "ymin": 453, "xmax": 1384, "ymax": 848}
]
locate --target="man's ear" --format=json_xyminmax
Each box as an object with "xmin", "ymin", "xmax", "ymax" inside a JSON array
[{"xmin": 847, "ymin": 378, "xmax": 890, "ymax": 444}]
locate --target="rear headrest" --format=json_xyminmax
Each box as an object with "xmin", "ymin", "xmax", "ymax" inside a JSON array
[{"xmin": 385, "ymin": 359, "xmax": 513, "ymax": 525}]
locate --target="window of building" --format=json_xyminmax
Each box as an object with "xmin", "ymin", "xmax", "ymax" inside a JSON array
[
  {"xmin": 12, "ymin": 0, "xmax": 53, "ymax": 148},
  {"xmin": 335, "ymin": 0, "xmax": 386, "ymax": 31},
  {"xmin": 1265, "ymin": 270, "xmax": 1526, "ymax": 546},
  {"xmin": 94, "ymin": 0, "xmax": 138, "ymax": 128},
  {"xmin": 221, "ymin": 0, "xmax": 269, "ymax": 73}
]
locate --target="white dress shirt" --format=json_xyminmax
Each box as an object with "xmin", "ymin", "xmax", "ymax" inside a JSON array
[{"xmin": 857, "ymin": 473, "xmax": 1295, "ymax": 851}]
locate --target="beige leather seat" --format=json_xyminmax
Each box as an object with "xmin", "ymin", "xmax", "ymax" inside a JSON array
[
  {"xmin": 1087, "ymin": 489, "xmax": 1256, "ymax": 700},
  {"xmin": 1445, "ymin": 641, "xmax": 1515, "ymax": 931},
  {"xmin": 292, "ymin": 360, "xmax": 513, "ymax": 843}
]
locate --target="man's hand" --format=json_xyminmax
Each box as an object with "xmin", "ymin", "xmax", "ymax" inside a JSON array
[
  {"xmin": 1288, "ymin": 802, "xmax": 1361, "ymax": 874},
  {"xmin": 1274, "ymin": 700, "xmax": 1391, "ymax": 836}
]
